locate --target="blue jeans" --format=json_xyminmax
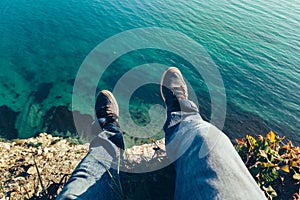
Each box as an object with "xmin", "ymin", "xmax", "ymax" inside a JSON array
[
  {"xmin": 56, "ymin": 124, "xmax": 124, "ymax": 200},
  {"xmin": 164, "ymin": 100, "xmax": 266, "ymax": 199},
  {"xmin": 57, "ymin": 100, "xmax": 266, "ymax": 199}
]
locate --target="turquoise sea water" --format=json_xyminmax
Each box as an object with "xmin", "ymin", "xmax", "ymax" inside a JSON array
[{"xmin": 0, "ymin": 0, "xmax": 299, "ymax": 144}]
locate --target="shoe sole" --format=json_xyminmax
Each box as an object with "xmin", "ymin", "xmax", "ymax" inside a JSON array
[
  {"xmin": 101, "ymin": 90, "xmax": 119, "ymax": 116},
  {"xmin": 160, "ymin": 67, "xmax": 185, "ymax": 102}
]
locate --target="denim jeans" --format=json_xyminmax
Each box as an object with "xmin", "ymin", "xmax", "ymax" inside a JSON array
[
  {"xmin": 56, "ymin": 123, "xmax": 124, "ymax": 200},
  {"xmin": 57, "ymin": 100, "xmax": 266, "ymax": 199},
  {"xmin": 164, "ymin": 100, "xmax": 266, "ymax": 199}
]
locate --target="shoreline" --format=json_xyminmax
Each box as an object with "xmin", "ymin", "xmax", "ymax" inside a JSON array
[{"xmin": 1, "ymin": 97, "xmax": 299, "ymax": 146}]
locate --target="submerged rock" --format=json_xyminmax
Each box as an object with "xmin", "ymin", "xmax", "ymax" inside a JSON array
[{"xmin": 0, "ymin": 105, "xmax": 19, "ymax": 139}]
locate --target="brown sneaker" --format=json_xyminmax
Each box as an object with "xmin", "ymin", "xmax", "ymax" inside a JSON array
[
  {"xmin": 160, "ymin": 67, "xmax": 188, "ymax": 112},
  {"xmin": 94, "ymin": 90, "xmax": 124, "ymax": 149},
  {"xmin": 95, "ymin": 90, "xmax": 119, "ymax": 126}
]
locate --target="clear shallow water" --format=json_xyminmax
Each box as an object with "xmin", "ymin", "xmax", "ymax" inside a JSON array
[{"xmin": 0, "ymin": 0, "xmax": 299, "ymax": 144}]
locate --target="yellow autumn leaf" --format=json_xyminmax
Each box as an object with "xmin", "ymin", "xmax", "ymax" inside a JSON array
[
  {"xmin": 262, "ymin": 162, "xmax": 275, "ymax": 168},
  {"xmin": 266, "ymin": 131, "xmax": 276, "ymax": 142},
  {"xmin": 291, "ymin": 161, "xmax": 298, "ymax": 167},
  {"xmin": 281, "ymin": 165, "xmax": 290, "ymax": 173},
  {"xmin": 246, "ymin": 135, "xmax": 257, "ymax": 147}
]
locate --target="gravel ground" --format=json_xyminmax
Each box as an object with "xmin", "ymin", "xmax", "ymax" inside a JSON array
[
  {"xmin": 0, "ymin": 133, "xmax": 173, "ymax": 200},
  {"xmin": 0, "ymin": 133, "xmax": 88, "ymax": 199}
]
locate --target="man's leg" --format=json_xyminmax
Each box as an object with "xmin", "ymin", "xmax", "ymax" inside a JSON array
[
  {"xmin": 161, "ymin": 67, "xmax": 266, "ymax": 200},
  {"xmin": 56, "ymin": 90, "xmax": 124, "ymax": 200}
]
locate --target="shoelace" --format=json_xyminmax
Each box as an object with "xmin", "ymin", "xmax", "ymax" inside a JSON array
[
  {"xmin": 172, "ymin": 85, "xmax": 187, "ymax": 99},
  {"xmin": 98, "ymin": 105, "xmax": 118, "ymax": 121}
]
